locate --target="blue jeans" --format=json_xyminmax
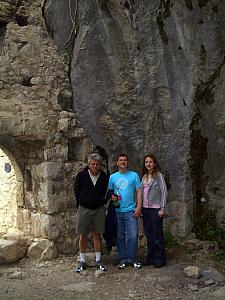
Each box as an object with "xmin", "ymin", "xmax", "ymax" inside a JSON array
[{"xmin": 116, "ymin": 211, "xmax": 138, "ymax": 263}]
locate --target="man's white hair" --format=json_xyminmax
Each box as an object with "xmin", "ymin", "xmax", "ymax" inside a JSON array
[{"xmin": 87, "ymin": 153, "xmax": 102, "ymax": 164}]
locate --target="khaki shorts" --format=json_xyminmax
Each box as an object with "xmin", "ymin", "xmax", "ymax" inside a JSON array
[{"xmin": 76, "ymin": 205, "xmax": 106, "ymax": 235}]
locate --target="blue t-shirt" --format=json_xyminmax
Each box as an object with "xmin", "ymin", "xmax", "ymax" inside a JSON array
[{"xmin": 109, "ymin": 171, "xmax": 141, "ymax": 213}]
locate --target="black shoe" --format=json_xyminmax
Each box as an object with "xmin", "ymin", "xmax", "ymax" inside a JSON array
[
  {"xmin": 96, "ymin": 261, "xmax": 107, "ymax": 271},
  {"xmin": 128, "ymin": 261, "xmax": 141, "ymax": 269},
  {"xmin": 118, "ymin": 262, "xmax": 126, "ymax": 270},
  {"xmin": 75, "ymin": 261, "xmax": 87, "ymax": 273}
]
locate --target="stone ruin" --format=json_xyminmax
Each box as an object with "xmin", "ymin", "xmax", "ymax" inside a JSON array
[
  {"xmin": 0, "ymin": 0, "xmax": 94, "ymax": 262},
  {"xmin": 0, "ymin": 0, "xmax": 224, "ymax": 262}
]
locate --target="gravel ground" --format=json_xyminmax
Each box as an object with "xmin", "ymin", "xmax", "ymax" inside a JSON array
[{"xmin": 0, "ymin": 247, "xmax": 224, "ymax": 300}]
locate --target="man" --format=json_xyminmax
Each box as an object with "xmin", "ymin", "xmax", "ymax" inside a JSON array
[
  {"xmin": 74, "ymin": 153, "xmax": 108, "ymax": 272},
  {"xmin": 108, "ymin": 153, "xmax": 142, "ymax": 269}
]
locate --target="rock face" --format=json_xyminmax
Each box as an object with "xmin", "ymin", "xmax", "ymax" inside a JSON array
[
  {"xmin": 44, "ymin": 0, "xmax": 225, "ymax": 237},
  {"xmin": 0, "ymin": 0, "xmax": 92, "ymax": 254},
  {"xmin": 0, "ymin": 0, "xmax": 224, "ymax": 256}
]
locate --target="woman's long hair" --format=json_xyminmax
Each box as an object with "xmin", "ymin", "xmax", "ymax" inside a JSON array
[{"xmin": 141, "ymin": 154, "xmax": 161, "ymax": 178}]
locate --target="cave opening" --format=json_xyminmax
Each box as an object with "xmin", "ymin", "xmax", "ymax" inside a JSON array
[{"xmin": 16, "ymin": 15, "xmax": 28, "ymax": 27}]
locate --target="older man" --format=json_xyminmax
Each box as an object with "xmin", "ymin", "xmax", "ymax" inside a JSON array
[{"xmin": 74, "ymin": 153, "xmax": 108, "ymax": 272}]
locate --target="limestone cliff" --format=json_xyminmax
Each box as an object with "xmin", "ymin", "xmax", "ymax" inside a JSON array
[{"xmin": 43, "ymin": 0, "xmax": 225, "ymax": 237}]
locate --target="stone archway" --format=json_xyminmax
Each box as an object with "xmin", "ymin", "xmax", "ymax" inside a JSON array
[{"xmin": 0, "ymin": 146, "xmax": 23, "ymax": 235}]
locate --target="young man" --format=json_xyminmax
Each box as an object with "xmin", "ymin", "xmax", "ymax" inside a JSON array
[
  {"xmin": 74, "ymin": 153, "xmax": 108, "ymax": 272},
  {"xmin": 108, "ymin": 153, "xmax": 142, "ymax": 269}
]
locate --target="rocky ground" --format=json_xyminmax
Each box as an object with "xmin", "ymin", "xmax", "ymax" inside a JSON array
[{"xmin": 0, "ymin": 245, "xmax": 225, "ymax": 300}]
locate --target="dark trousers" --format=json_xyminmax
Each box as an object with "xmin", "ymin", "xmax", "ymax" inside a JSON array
[
  {"xmin": 142, "ymin": 207, "xmax": 166, "ymax": 266},
  {"xmin": 102, "ymin": 201, "xmax": 117, "ymax": 252}
]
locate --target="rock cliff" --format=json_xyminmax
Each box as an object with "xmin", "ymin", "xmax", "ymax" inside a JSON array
[
  {"xmin": 44, "ymin": 0, "xmax": 225, "ymax": 237},
  {"xmin": 0, "ymin": 0, "xmax": 224, "ymax": 254}
]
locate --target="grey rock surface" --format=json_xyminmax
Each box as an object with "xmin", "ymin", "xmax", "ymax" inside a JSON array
[
  {"xmin": 215, "ymin": 285, "xmax": 225, "ymax": 298},
  {"xmin": 202, "ymin": 267, "xmax": 225, "ymax": 283},
  {"xmin": 43, "ymin": 0, "xmax": 225, "ymax": 238}
]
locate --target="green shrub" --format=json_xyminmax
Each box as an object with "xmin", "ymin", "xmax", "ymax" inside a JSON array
[
  {"xmin": 164, "ymin": 230, "xmax": 178, "ymax": 248},
  {"xmin": 217, "ymin": 124, "xmax": 225, "ymax": 139},
  {"xmin": 214, "ymin": 250, "xmax": 225, "ymax": 262},
  {"xmin": 194, "ymin": 209, "xmax": 225, "ymax": 249}
]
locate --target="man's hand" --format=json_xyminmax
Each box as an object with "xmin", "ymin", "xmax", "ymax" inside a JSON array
[
  {"xmin": 133, "ymin": 207, "xmax": 141, "ymax": 218},
  {"xmin": 133, "ymin": 188, "xmax": 142, "ymax": 218}
]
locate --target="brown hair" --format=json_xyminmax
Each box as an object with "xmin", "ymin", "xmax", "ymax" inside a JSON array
[
  {"xmin": 141, "ymin": 154, "xmax": 161, "ymax": 177},
  {"xmin": 116, "ymin": 153, "xmax": 129, "ymax": 161}
]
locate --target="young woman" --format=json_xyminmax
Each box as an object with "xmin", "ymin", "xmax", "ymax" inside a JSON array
[{"xmin": 141, "ymin": 154, "xmax": 167, "ymax": 268}]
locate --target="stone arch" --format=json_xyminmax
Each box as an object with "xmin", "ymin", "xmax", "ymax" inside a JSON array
[{"xmin": 0, "ymin": 145, "xmax": 23, "ymax": 234}]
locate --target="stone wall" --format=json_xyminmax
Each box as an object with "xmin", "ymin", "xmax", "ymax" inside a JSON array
[{"xmin": 0, "ymin": 0, "xmax": 93, "ymax": 254}]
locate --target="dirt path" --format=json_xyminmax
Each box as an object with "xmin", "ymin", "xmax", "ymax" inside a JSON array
[{"xmin": 0, "ymin": 248, "xmax": 224, "ymax": 300}]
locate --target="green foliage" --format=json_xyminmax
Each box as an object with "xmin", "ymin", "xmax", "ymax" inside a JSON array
[
  {"xmin": 217, "ymin": 124, "xmax": 225, "ymax": 139},
  {"xmin": 63, "ymin": 47, "xmax": 70, "ymax": 55},
  {"xmin": 63, "ymin": 47, "xmax": 71, "ymax": 58},
  {"xmin": 213, "ymin": 250, "xmax": 225, "ymax": 262},
  {"xmin": 62, "ymin": 47, "xmax": 72, "ymax": 64},
  {"xmin": 164, "ymin": 230, "xmax": 178, "ymax": 248},
  {"xmin": 194, "ymin": 209, "xmax": 225, "ymax": 249}
]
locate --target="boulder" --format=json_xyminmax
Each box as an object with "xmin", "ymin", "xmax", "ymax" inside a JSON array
[
  {"xmin": 0, "ymin": 239, "xmax": 26, "ymax": 264},
  {"xmin": 184, "ymin": 266, "xmax": 201, "ymax": 279},
  {"xmin": 27, "ymin": 239, "xmax": 58, "ymax": 262}
]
